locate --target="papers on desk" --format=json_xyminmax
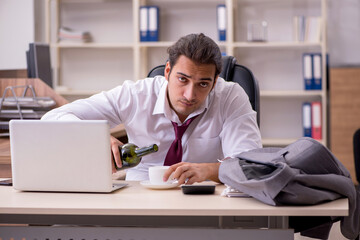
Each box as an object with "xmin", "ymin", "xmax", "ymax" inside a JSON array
[
  {"xmin": 0, "ymin": 109, "xmax": 48, "ymax": 119},
  {"xmin": 0, "ymin": 85, "xmax": 56, "ymax": 136},
  {"xmin": 221, "ymin": 185, "xmax": 251, "ymax": 198},
  {"xmin": 0, "ymin": 97, "xmax": 55, "ymax": 109}
]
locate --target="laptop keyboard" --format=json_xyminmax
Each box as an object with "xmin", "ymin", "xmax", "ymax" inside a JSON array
[{"xmin": 112, "ymin": 183, "xmax": 128, "ymax": 190}]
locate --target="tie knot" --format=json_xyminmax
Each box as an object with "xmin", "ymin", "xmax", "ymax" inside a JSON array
[{"xmin": 171, "ymin": 116, "xmax": 197, "ymax": 140}]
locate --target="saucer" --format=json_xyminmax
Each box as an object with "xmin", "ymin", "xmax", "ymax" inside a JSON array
[{"xmin": 140, "ymin": 180, "xmax": 179, "ymax": 189}]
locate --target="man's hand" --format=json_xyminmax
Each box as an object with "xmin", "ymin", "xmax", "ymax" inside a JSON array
[
  {"xmin": 110, "ymin": 136, "xmax": 124, "ymax": 173},
  {"xmin": 163, "ymin": 162, "xmax": 221, "ymax": 185}
]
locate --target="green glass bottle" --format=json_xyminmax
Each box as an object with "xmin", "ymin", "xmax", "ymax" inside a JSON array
[{"xmin": 114, "ymin": 143, "xmax": 158, "ymax": 170}]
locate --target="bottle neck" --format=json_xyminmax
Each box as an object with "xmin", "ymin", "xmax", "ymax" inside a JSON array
[{"xmin": 134, "ymin": 144, "xmax": 158, "ymax": 157}]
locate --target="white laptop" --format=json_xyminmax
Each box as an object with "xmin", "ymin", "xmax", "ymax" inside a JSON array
[{"xmin": 9, "ymin": 120, "xmax": 127, "ymax": 193}]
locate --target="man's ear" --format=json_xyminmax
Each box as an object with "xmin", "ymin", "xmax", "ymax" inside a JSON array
[
  {"xmin": 164, "ymin": 61, "xmax": 171, "ymax": 81},
  {"xmin": 211, "ymin": 75, "xmax": 219, "ymax": 91}
]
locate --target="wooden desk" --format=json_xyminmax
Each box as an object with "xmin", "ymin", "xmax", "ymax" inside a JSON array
[
  {"xmin": 0, "ymin": 138, "xmax": 10, "ymax": 164},
  {"xmin": 0, "ymin": 181, "xmax": 349, "ymax": 240},
  {"xmin": 0, "ymin": 138, "xmax": 11, "ymax": 178}
]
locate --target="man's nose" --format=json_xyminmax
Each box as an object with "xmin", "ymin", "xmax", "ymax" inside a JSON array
[{"xmin": 183, "ymin": 84, "xmax": 196, "ymax": 101}]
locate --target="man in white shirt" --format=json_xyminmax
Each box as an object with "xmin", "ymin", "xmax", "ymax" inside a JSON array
[{"xmin": 42, "ymin": 33, "xmax": 262, "ymax": 183}]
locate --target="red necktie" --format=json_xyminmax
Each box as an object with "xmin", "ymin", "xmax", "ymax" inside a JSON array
[{"xmin": 163, "ymin": 116, "xmax": 197, "ymax": 166}]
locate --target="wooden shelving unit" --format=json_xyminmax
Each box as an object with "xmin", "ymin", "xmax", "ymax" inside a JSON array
[{"xmin": 46, "ymin": 0, "xmax": 328, "ymax": 147}]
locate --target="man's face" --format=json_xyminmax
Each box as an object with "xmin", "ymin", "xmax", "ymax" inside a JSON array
[{"xmin": 164, "ymin": 55, "xmax": 217, "ymax": 122}]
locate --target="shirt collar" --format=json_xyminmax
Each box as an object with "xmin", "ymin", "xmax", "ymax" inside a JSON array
[{"xmin": 153, "ymin": 79, "xmax": 168, "ymax": 116}]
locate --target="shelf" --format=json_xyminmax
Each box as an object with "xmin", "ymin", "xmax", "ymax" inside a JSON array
[
  {"xmin": 139, "ymin": 42, "xmax": 173, "ymax": 48},
  {"xmin": 262, "ymin": 138, "xmax": 325, "ymax": 146},
  {"xmin": 54, "ymin": 42, "xmax": 134, "ymax": 49},
  {"xmin": 55, "ymin": 89, "xmax": 101, "ymax": 96},
  {"xmin": 233, "ymin": 41, "xmax": 321, "ymax": 48},
  {"xmin": 260, "ymin": 90, "xmax": 324, "ymax": 97},
  {"xmin": 54, "ymin": 41, "xmax": 228, "ymax": 50},
  {"xmin": 262, "ymin": 138, "xmax": 297, "ymax": 146}
]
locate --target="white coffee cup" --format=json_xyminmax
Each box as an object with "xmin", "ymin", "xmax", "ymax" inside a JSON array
[{"xmin": 148, "ymin": 166, "xmax": 175, "ymax": 185}]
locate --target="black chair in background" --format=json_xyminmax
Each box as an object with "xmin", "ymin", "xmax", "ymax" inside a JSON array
[
  {"xmin": 353, "ymin": 128, "xmax": 360, "ymax": 187},
  {"xmin": 147, "ymin": 56, "xmax": 260, "ymax": 126}
]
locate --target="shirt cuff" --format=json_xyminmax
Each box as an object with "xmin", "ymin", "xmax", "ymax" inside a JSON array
[{"xmin": 219, "ymin": 157, "xmax": 245, "ymax": 183}]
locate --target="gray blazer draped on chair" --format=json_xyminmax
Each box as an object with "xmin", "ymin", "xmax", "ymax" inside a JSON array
[{"xmin": 219, "ymin": 137, "xmax": 360, "ymax": 240}]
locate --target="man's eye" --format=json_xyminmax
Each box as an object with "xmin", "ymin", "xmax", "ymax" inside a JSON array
[
  {"xmin": 178, "ymin": 77, "xmax": 186, "ymax": 82},
  {"xmin": 200, "ymin": 82, "xmax": 209, "ymax": 88}
]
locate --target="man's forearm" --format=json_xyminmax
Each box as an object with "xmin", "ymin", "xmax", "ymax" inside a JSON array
[{"xmin": 207, "ymin": 162, "xmax": 221, "ymax": 183}]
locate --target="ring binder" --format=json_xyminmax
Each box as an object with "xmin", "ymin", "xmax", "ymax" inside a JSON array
[{"xmin": 217, "ymin": 4, "xmax": 226, "ymax": 41}]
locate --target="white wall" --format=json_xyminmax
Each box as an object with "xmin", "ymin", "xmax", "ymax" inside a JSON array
[
  {"xmin": 1, "ymin": 0, "xmax": 360, "ymax": 70},
  {"xmin": 0, "ymin": 0, "xmax": 34, "ymax": 70},
  {"xmin": 327, "ymin": 0, "xmax": 360, "ymax": 67}
]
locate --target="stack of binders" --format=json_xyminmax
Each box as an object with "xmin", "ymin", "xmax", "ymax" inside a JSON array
[
  {"xmin": 303, "ymin": 53, "xmax": 323, "ymax": 90},
  {"xmin": 139, "ymin": 6, "xmax": 159, "ymax": 42},
  {"xmin": 302, "ymin": 101, "xmax": 322, "ymax": 140}
]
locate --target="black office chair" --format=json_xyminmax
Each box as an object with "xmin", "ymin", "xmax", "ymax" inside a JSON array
[
  {"xmin": 147, "ymin": 56, "xmax": 260, "ymax": 126},
  {"xmin": 353, "ymin": 128, "xmax": 360, "ymax": 187}
]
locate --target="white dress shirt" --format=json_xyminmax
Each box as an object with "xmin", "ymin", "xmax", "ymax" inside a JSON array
[{"xmin": 42, "ymin": 76, "xmax": 262, "ymax": 180}]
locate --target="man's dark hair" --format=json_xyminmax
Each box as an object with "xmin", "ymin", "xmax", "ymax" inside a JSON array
[{"xmin": 167, "ymin": 33, "xmax": 222, "ymax": 79}]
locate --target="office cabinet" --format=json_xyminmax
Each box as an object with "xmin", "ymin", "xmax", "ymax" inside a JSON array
[
  {"xmin": 330, "ymin": 67, "xmax": 360, "ymax": 184},
  {"xmin": 46, "ymin": 0, "xmax": 328, "ymax": 146}
]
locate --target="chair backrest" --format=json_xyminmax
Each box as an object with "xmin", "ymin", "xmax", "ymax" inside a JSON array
[
  {"xmin": 353, "ymin": 128, "xmax": 360, "ymax": 184},
  {"xmin": 147, "ymin": 56, "xmax": 260, "ymax": 126}
]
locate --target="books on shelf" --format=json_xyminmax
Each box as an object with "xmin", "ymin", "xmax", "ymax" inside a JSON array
[
  {"xmin": 58, "ymin": 27, "xmax": 92, "ymax": 43},
  {"xmin": 302, "ymin": 101, "xmax": 322, "ymax": 140},
  {"xmin": 139, "ymin": 6, "xmax": 159, "ymax": 42},
  {"xmin": 293, "ymin": 15, "xmax": 304, "ymax": 42},
  {"xmin": 305, "ymin": 17, "xmax": 322, "ymax": 43},
  {"xmin": 293, "ymin": 16, "xmax": 321, "ymax": 43},
  {"xmin": 217, "ymin": 4, "xmax": 226, "ymax": 41},
  {"xmin": 302, "ymin": 53, "xmax": 323, "ymax": 90}
]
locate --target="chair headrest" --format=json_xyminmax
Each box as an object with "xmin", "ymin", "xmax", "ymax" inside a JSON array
[{"xmin": 219, "ymin": 56, "xmax": 237, "ymax": 81}]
